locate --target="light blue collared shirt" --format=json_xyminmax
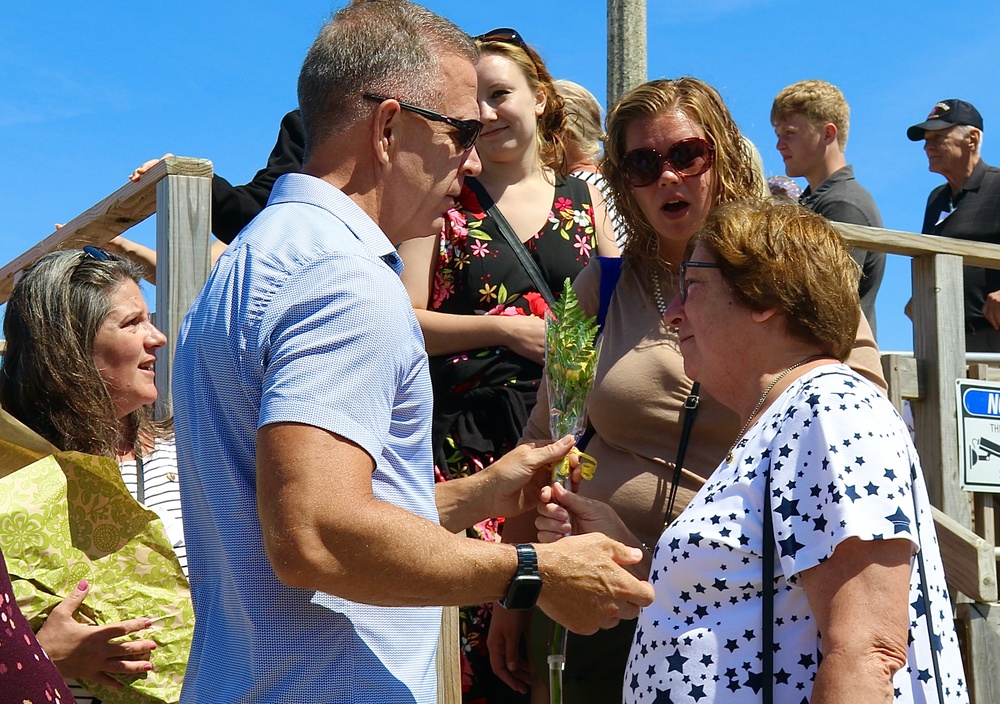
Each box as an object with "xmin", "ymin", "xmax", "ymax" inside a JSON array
[{"xmin": 173, "ymin": 173, "xmax": 439, "ymax": 703}]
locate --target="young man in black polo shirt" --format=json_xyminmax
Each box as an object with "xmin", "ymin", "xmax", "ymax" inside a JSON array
[
  {"xmin": 772, "ymin": 80, "xmax": 885, "ymax": 336},
  {"xmin": 907, "ymin": 99, "xmax": 1000, "ymax": 352}
]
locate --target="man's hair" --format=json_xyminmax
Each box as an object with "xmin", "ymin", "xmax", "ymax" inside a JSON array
[
  {"xmin": 1, "ymin": 250, "xmax": 168, "ymax": 457},
  {"xmin": 690, "ymin": 200, "xmax": 860, "ymax": 361},
  {"xmin": 297, "ymin": 0, "xmax": 477, "ymax": 157},
  {"xmin": 555, "ymin": 79, "xmax": 603, "ymax": 163},
  {"xmin": 953, "ymin": 124, "xmax": 983, "ymax": 153},
  {"xmin": 602, "ymin": 77, "xmax": 764, "ymax": 286},
  {"xmin": 477, "ymin": 39, "xmax": 568, "ymax": 173},
  {"xmin": 771, "ymin": 79, "xmax": 850, "ymax": 151}
]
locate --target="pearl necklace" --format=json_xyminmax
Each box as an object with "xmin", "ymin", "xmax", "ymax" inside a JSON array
[
  {"xmin": 652, "ymin": 277, "xmax": 668, "ymax": 316},
  {"xmin": 724, "ymin": 354, "xmax": 826, "ymax": 464}
]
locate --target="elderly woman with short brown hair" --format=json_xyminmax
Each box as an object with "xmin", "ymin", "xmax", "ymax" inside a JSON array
[
  {"xmin": 538, "ymin": 199, "xmax": 968, "ymax": 703},
  {"xmin": 490, "ymin": 77, "xmax": 885, "ymax": 703}
]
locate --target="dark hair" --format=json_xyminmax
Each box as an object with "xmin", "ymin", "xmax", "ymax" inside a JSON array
[
  {"xmin": 297, "ymin": 0, "xmax": 477, "ymax": 157},
  {"xmin": 692, "ymin": 200, "xmax": 860, "ymax": 360},
  {"xmin": 1, "ymin": 250, "xmax": 167, "ymax": 456}
]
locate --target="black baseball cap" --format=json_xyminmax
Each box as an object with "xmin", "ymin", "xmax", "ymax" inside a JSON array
[{"xmin": 907, "ymin": 99, "xmax": 984, "ymax": 141}]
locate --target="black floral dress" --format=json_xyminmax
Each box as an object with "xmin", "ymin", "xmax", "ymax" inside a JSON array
[{"xmin": 429, "ymin": 174, "xmax": 598, "ymax": 702}]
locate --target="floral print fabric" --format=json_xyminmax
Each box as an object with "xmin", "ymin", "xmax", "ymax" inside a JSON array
[{"xmin": 429, "ymin": 175, "xmax": 598, "ymax": 702}]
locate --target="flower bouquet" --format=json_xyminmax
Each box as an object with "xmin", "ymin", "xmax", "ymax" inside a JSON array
[{"xmin": 543, "ymin": 278, "xmax": 600, "ymax": 704}]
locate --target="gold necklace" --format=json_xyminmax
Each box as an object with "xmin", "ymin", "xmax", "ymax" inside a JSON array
[{"xmin": 724, "ymin": 354, "xmax": 826, "ymax": 464}]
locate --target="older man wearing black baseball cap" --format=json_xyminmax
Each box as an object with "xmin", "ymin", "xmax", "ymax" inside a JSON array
[{"xmin": 908, "ymin": 99, "xmax": 1000, "ymax": 352}]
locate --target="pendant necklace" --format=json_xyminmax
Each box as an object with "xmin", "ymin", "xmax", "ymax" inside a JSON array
[{"xmin": 724, "ymin": 354, "xmax": 826, "ymax": 464}]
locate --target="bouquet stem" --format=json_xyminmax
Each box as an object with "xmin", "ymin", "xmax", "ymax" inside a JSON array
[{"xmin": 547, "ymin": 622, "xmax": 569, "ymax": 704}]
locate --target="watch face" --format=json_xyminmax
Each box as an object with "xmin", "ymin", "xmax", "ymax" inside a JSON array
[{"xmin": 503, "ymin": 575, "xmax": 543, "ymax": 610}]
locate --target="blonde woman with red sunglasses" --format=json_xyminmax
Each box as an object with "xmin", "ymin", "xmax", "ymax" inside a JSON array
[{"xmin": 492, "ymin": 77, "xmax": 885, "ymax": 704}]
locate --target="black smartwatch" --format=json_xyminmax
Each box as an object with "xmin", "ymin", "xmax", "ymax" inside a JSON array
[{"xmin": 499, "ymin": 543, "xmax": 542, "ymax": 610}]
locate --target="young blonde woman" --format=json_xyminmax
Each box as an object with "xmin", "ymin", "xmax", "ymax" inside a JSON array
[{"xmin": 398, "ymin": 28, "xmax": 616, "ymax": 703}]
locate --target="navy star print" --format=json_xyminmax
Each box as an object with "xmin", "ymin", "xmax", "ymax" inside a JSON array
[{"xmin": 625, "ymin": 366, "xmax": 968, "ymax": 703}]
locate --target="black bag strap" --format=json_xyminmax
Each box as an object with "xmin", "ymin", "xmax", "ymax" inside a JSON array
[
  {"xmin": 465, "ymin": 177, "xmax": 556, "ymax": 307},
  {"xmin": 762, "ymin": 459, "xmax": 775, "ymax": 704},
  {"xmin": 662, "ymin": 382, "xmax": 700, "ymax": 529}
]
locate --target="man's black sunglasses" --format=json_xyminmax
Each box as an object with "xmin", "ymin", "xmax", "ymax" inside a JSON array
[
  {"xmin": 363, "ymin": 94, "xmax": 482, "ymax": 151},
  {"xmin": 474, "ymin": 27, "xmax": 528, "ymax": 51}
]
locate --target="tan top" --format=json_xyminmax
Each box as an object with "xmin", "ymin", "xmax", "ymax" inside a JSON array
[{"xmin": 521, "ymin": 258, "xmax": 887, "ymax": 548}]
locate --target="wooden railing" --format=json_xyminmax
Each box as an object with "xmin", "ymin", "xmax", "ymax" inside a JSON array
[
  {"xmin": 3, "ymin": 170, "xmax": 998, "ymax": 702},
  {"xmin": 0, "ymin": 155, "xmax": 213, "ymax": 419},
  {"xmin": 837, "ymin": 222, "xmax": 1000, "ymax": 702}
]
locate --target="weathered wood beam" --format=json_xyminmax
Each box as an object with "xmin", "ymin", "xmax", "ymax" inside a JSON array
[
  {"xmin": 836, "ymin": 221, "xmax": 1000, "ymax": 270},
  {"xmin": 153, "ymin": 174, "xmax": 212, "ymax": 419},
  {"xmin": 0, "ymin": 156, "xmax": 213, "ymax": 303},
  {"xmin": 912, "ymin": 253, "xmax": 970, "ymax": 525},
  {"xmin": 935, "ymin": 506, "xmax": 998, "ymax": 602}
]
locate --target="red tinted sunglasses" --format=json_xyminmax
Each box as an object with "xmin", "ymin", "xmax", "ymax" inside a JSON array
[{"xmin": 621, "ymin": 138, "xmax": 715, "ymax": 187}]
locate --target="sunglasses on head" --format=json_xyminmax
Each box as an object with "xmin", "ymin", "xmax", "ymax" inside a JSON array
[
  {"xmin": 678, "ymin": 260, "xmax": 722, "ymax": 302},
  {"xmin": 363, "ymin": 93, "xmax": 483, "ymax": 151},
  {"xmin": 474, "ymin": 27, "xmax": 528, "ymax": 50},
  {"xmin": 621, "ymin": 138, "xmax": 715, "ymax": 188},
  {"xmin": 82, "ymin": 245, "xmax": 112, "ymax": 262}
]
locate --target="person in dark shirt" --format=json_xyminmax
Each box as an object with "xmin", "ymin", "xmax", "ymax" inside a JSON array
[
  {"xmin": 210, "ymin": 109, "xmax": 304, "ymax": 243},
  {"xmin": 115, "ymin": 110, "xmax": 304, "ymax": 277},
  {"xmin": 907, "ymin": 99, "xmax": 1000, "ymax": 352},
  {"xmin": 772, "ymin": 79, "xmax": 884, "ymax": 336}
]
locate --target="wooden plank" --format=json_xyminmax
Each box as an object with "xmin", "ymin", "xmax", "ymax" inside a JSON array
[
  {"xmin": 881, "ymin": 354, "xmax": 921, "ymax": 413},
  {"xmin": 912, "ymin": 253, "xmax": 972, "ymax": 526},
  {"xmin": 0, "ymin": 156, "xmax": 213, "ymax": 303},
  {"xmin": 436, "ymin": 606, "xmax": 461, "ymax": 704},
  {"xmin": 836, "ymin": 221, "xmax": 1000, "ymax": 269},
  {"xmin": 934, "ymin": 506, "xmax": 997, "ymax": 602},
  {"xmin": 153, "ymin": 174, "xmax": 213, "ymax": 420},
  {"xmin": 955, "ymin": 602, "xmax": 1000, "ymax": 704}
]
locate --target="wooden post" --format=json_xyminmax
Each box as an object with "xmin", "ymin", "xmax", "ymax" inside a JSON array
[
  {"xmin": 154, "ymin": 173, "xmax": 212, "ymax": 419},
  {"xmin": 955, "ymin": 602, "xmax": 1000, "ymax": 704},
  {"xmin": 911, "ymin": 253, "xmax": 971, "ymax": 527},
  {"xmin": 437, "ymin": 606, "xmax": 461, "ymax": 704},
  {"xmin": 607, "ymin": 0, "xmax": 646, "ymax": 108}
]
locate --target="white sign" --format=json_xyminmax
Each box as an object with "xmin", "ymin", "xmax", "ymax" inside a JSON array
[{"xmin": 956, "ymin": 378, "xmax": 1000, "ymax": 493}]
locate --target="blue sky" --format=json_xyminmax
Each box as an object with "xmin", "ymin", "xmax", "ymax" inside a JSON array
[{"xmin": 4, "ymin": 0, "xmax": 1000, "ymax": 352}]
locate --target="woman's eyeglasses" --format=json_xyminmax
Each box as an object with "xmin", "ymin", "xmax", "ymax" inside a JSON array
[
  {"xmin": 621, "ymin": 138, "xmax": 715, "ymax": 188},
  {"xmin": 679, "ymin": 261, "xmax": 721, "ymax": 302},
  {"xmin": 363, "ymin": 94, "xmax": 483, "ymax": 151},
  {"xmin": 474, "ymin": 27, "xmax": 528, "ymax": 50}
]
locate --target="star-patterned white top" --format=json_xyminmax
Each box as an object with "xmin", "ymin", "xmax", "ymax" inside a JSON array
[{"xmin": 626, "ymin": 365, "xmax": 968, "ymax": 703}]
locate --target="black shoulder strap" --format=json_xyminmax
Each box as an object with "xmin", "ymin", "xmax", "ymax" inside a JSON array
[
  {"xmin": 465, "ymin": 177, "xmax": 556, "ymax": 307},
  {"xmin": 662, "ymin": 382, "xmax": 700, "ymax": 528}
]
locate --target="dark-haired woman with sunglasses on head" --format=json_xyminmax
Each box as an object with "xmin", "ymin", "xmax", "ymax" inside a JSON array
[
  {"xmin": 398, "ymin": 27, "xmax": 617, "ymax": 704},
  {"xmin": 492, "ymin": 77, "xmax": 886, "ymax": 703},
  {"xmin": 1, "ymin": 247, "xmax": 187, "ymax": 703}
]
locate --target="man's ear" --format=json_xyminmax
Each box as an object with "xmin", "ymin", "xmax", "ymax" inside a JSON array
[
  {"xmin": 969, "ymin": 127, "xmax": 982, "ymax": 152},
  {"xmin": 823, "ymin": 122, "xmax": 839, "ymax": 148},
  {"xmin": 371, "ymin": 100, "xmax": 402, "ymax": 166}
]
